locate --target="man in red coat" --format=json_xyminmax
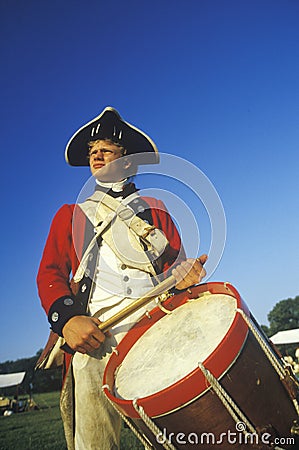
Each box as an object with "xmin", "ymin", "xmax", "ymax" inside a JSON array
[{"xmin": 37, "ymin": 107, "xmax": 207, "ymax": 449}]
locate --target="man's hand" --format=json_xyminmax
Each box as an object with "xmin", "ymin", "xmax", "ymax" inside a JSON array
[
  {"xmin": 62, "ymin": 316, "xmax": 106, "ymax": 354},
  {"xmin": 172, "ymin": 254, "xmax": 208, "ymax": 290}
]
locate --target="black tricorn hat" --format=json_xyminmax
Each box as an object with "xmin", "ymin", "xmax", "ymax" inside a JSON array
[{"xmin": 65, "ymin": 106, "xmax": 159, "ymax": 166}]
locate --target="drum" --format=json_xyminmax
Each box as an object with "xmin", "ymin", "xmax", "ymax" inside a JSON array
[{"xmin": 103, "ymin": 282, "xmax": 299, "ymax": 449}]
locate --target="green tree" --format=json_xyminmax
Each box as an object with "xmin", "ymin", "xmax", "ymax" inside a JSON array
[
  {"xmin": 266, "ymin": 295, "xmax": 299, "ymax": 357},
  {"xmin": 268, "ymin": 296, "xmax": 299, "ymax": 335}
]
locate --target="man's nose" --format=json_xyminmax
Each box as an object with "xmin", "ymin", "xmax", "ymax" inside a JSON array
[{"xmin": 94, "ymin": 151, "xmax": 104, "ymax": 160}]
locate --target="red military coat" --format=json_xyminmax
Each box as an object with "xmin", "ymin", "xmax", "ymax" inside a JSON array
[{"xmin": 37, "ymin": 195, "xmax": 185, "ymax": 333}]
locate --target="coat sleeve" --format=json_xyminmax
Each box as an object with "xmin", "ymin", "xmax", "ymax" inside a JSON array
[{"xmin": 37, "ymin": 204, "xmax": 85, "ymax": 336}]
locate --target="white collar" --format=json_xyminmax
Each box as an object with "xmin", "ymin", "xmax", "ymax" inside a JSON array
[{"xmin": 95, "ymin": 178, "xmax": 128, "ymax": 192}]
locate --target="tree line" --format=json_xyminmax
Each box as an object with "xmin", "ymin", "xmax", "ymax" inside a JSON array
[
  {"xmin": 0, "ymin": 350, "xmax": 62, "ymax": 396},
  {"xmin": 261, "ymin": 294, "xmax": 299, "ymax": 357}
]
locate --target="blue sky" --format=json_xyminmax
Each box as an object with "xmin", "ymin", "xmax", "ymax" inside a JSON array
[{"xmin": 1, "ymin": 0, "xmax": 298, "ymax": 362}]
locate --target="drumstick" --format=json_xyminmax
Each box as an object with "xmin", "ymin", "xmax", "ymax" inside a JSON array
[
  {"xmin": 98, "ymin": 274, "xmax": 177, "ymax": 333},
  {"xmin": 98, "ymin": 255, "xmax": 207, "ymax": 333}
]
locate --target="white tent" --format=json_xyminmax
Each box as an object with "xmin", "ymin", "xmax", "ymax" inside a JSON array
[
  {"xmin": 0, "ymin": 372, "xmax": 26, "ymax": 388},
  {"xmin": 270, "ymin": 328, "xmax": 299, "ymax": 345}
]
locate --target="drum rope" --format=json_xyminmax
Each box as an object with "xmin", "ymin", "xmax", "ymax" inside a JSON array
[
  {"xmin": 101, "ymin": 385, "xmax": 153, "ymax": 450},
  {"xmin": 132, "ymin": 399, "xmax": 177, "ymax": 450},
  {"xmin": 198, "ymin": 362, "xmax": 257, "ymax": 435},
  {"xmin": 197, "ymin": 363, "xmax": 288, "ymax": 450},
  {"xmin": 236, "ymin": 308, "xmax": 286, "ymax": 379},
  {"xmin": 236, "ymin": 308, "xmax": 299, "ymax": 417}
]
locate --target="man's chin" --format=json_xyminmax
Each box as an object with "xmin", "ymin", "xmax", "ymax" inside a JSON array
[
  {"xmin": 92, "ymin": 166, "xmax": 109, "ymax": 181},
  {"xmin": 91, "ymin": 164, "xmax": 126, "ymax": 182},
  {"xmin": 94, "ymin": 172, "xmax": 123, "ymax": 183}
]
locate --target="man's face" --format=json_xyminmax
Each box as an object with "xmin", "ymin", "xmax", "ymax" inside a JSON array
[{"xmin": 88, "ymin": 140, "xmax": 126, "ymax": 182}]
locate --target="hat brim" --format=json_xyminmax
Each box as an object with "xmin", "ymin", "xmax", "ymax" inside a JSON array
[{"xmin": 65, "ymin": 107, "xmax": 159, "ymax": 166}]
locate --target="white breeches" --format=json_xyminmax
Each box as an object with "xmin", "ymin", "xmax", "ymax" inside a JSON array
[
  {"xmin": 72, "ymin": 340, "xmax": 122, "ymax": 450},
  {"xmin": 63, "ymin": 301, "xmax": 156, "ymax": 450},
  {"xmin": 72, "ymin": 312, "xmax": 148, "ymax": 448}
]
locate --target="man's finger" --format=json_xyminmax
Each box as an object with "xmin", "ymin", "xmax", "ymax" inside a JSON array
[{"xmin": 196, "ymin": 254, "xmax": 208, "ymax": 265}]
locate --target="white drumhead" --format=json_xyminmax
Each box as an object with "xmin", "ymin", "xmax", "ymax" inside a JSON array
[{"xmin": 114, "ymin": 293, "xmax": 237, "ymax": 400}]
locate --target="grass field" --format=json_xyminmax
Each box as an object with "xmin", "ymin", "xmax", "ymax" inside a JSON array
[{"xmin": 0, "ymin": 391, "xmax": 144, "ymax": 450}]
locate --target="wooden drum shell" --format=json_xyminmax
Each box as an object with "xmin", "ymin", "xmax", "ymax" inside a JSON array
[{"xmin": 134, "ymin": 330, "xmax": 298, "ymax": 449}]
